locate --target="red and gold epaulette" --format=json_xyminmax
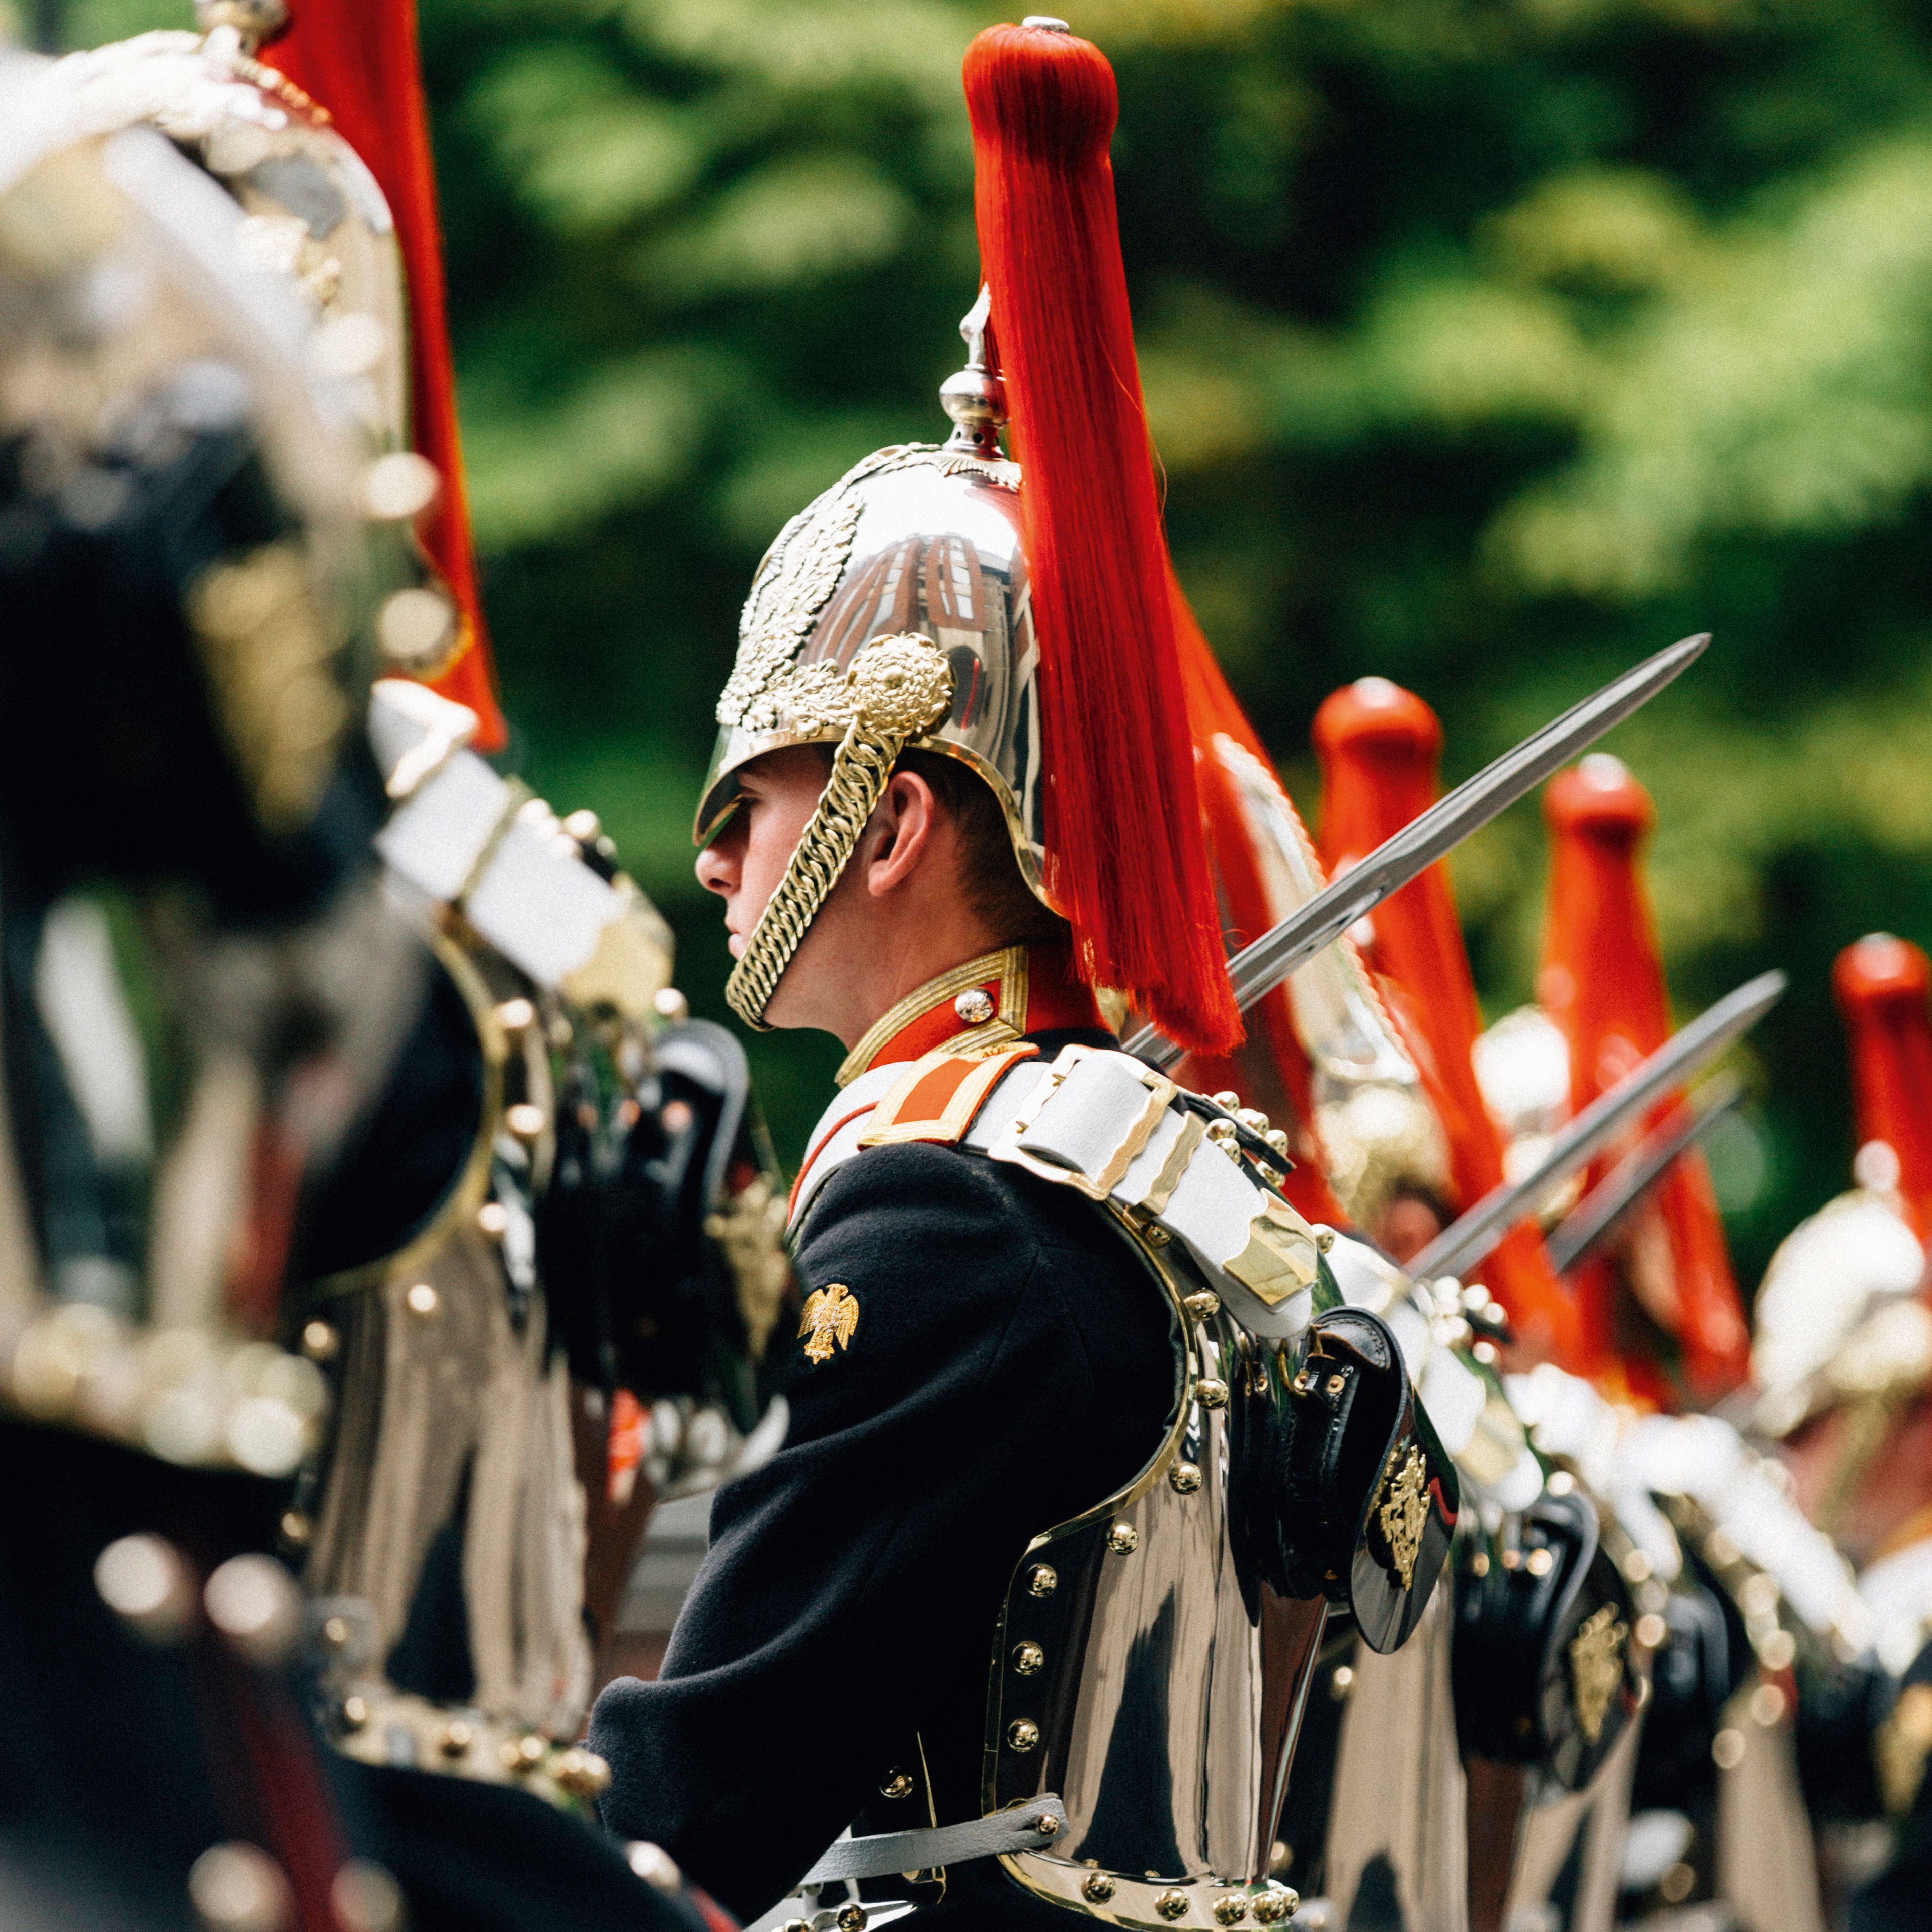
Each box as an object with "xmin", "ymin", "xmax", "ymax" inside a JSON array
[{"xmin": 857, "ymin": 1045, "xmax": 1040, "ymax": 1149}]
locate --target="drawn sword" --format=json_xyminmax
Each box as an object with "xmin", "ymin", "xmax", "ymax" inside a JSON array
[
  {"xmin": 1124, "ymin": 632, "xmax": 1711, "ymax": 1071},
  {"xmin": 1544, "ymin": 1073, "xmax": 1745, "ymax": 1273},
  {"xmin": 1405, "ymin": 971, "xmax": 1784, "ymax": 1284}
]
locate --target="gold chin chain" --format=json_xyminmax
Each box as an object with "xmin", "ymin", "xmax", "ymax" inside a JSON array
[{"xmin": 725, "ymin": 634, "xmax": 955, "ymax": 1030}]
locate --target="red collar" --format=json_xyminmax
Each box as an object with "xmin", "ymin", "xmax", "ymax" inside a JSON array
[{"xmin": 834, "ymin": 943, "xmax": 1108, "ymax": 1085}]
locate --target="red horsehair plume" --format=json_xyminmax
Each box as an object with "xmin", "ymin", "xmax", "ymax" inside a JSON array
[
  {"xmin": 259, "ymin": 0, "xmax": 506, "ymax": 749},
  {"xmin": 963, "ymin": 22, "xmax": 1240, "ymax": 1057}
]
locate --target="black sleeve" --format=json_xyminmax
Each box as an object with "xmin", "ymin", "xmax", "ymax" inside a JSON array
[{"xmin": 588, "ymin": 1142, "xmax": 1174, "ymax": 1921}]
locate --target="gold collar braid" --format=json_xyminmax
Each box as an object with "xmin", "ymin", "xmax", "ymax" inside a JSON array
[{"xmin": 724, "ymin": 635, "xmax": 955, "ymax": 1029}]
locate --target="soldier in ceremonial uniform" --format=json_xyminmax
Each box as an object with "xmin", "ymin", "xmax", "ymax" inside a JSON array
[
  {"xmin": 1499, "ymin": 754, "xmax": 1749, "ymax": 1410},
  {"xmin": 593, "ymin": 19, "xmax": 1454, "ymax": 1929}
]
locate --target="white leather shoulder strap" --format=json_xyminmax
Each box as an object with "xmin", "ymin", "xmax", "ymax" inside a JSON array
[{"xmin": 792, "ymin": 1045, "xmax": 1321, "ymax": 1343}]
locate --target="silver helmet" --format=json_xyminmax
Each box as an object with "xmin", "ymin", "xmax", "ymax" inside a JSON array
[{"xmin": 696, "ymin": 294, "xmax": 1054, "ymax": 1028}]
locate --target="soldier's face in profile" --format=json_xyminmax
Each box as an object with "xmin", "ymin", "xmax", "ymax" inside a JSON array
[{"xmin": 696, "ymin": 746, "xmax": 831, "ymax": 964}]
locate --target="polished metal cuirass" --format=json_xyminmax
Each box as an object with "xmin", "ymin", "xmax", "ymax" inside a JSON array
[{"xmin": 986, "ymin": 1217, "xmax": 1326, "ymax": 1929}]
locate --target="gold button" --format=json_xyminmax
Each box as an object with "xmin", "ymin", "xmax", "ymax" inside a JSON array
[
  {"xmin": 1214, "ymin": 1897, "xmax": 1250, "ymax": 1926},
  {"xmin": 1253, "ymin": 1886, "xmax": 1298, "ymax": 1924},
  {"xmin": 881, "ymin": 1767, "xmax": 916, "ymax": 1799},
  {"xmin": 1183, "ymin": 1291, "xmax": 1221, "ymax": 1321},
  {"xmin": 1082, "ymin": 1874, "xmax": 1118, "ymax": 1904},
  {"xmin": 300, "ymin": 1321, "xmax": 339, "ymax": 1362},
  {"xmin": 1212, "ymin": 1091, "xmax": 1240, "ymax": 1109},
  {"xmin": 438, "ymin": 1720, "xmax": 473, "ymax": 1759},
  {"xmin": 1027, "ymin": 1564, "xmax": 1057, "ymax": 1596},
  {"xmin": 1170, "ymin": 1462, "xmax": 1203, "ymax": 1495},
  {"xmin": 404, "ymin": 1282, "xmax": 439, "ymax": 1319},
  {"xmin": 1526, "ymin": 1547, "xmax": 1554, "ymax": 1577},
  {"xmin": 1157, "ymin": 1889, "xmax": 1192, "ymax": 1920},
  {"xmin": 555, "ymin": 1747, "xmax": 612, "ymax": 1798},
  {"xmin": 836, "ymin": 1905, "xmax": 867, "ymax": 1931},
  {"xmin": 1635, "ymin": 1612, "xmax": 1667, "ymax": 1650},
  {"xmin": 1007, "ymin": 1719, "xmax": 1040, "ymax": 1752},
  {"xmin": 505, "ymin": 1103, "xmax": 547, "ymax": 1141},
  {"xmin": 493, "ymin": 997, "xmax": 536, "ymax": 1034},
  {"xmin": 1196, "ymin": 1378, "xmax": 1229, "ymax": 1410},
  {"xmin": 339, "ymin": 1695, "xmax": 369, "ymax": 1733},
  {"xmin": 188, "ymin": 1842, "xmax": 292, "ymax": 1932},
  {"xmin": 1313, "ymin": 1224, "xmax": 1336, "ymax": 1252},
  {"xmin": 1013, "ymin": 1642, "xmax": 1045, "ymax": 1675},
  {"xmin": 1107, "ymin": 1522, "xmax": 1139, "ymax": 1555},
  {"xmin": 628, "ymin": 1842, "xmax": 683, "ymax": 1892},
  {"xmin": 1712, "ymin": 1728, "xmax": 1745, "ymax": 1770},
  {"xmin": 954, "ymin": 988, "xmax": 995, "ymax": 1025}
]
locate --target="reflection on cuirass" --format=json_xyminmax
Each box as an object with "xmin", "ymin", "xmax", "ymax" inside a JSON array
[
  {"xmin": 1293, "ymin": 1584, "xmax": 1470, "ymax": 1932},
  {"xmin": 1278, "ymin": 1585, "xmax": 1639, "ymax": 1932},
  {"xmin": 305, "ymin": 1224, "xmax": 593, "ymax": 1745},
  {"xmin": 990, "ymin": 1229, "xmax": 1329, "ymax": 1927}
]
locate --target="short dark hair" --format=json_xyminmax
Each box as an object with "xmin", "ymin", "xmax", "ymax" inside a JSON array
[
  {"xmin": 899, "ymin": 749, "xmax": 1069, "ymax": 946},
  {"xmin": 798, "ymin": 743, "xmax": 1066, "ymax": 945}
]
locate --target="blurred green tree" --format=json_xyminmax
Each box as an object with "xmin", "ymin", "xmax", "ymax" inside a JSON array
[{"xmin": 42, "ymin": 0, "xmax": 1932, "ymax": 1285}]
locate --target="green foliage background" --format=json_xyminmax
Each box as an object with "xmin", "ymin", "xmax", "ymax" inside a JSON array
[{"xmin": 44, "ymin": 0, "xmax": 1932, "ymax": 1289}]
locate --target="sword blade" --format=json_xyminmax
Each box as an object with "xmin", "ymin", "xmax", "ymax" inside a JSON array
[
  {"xmin": 1124, "ymin": 633, "xmax": 1710, "ymax": 1070},
  {"xmin": 1544, "ymin": 1074, "xmax": 1744, "ymax": 1273},
  {"xmin": 1407, "ymin": 970, "xmax": 1785, "ymax": 1284}
]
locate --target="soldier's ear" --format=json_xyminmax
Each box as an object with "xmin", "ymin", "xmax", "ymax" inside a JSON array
[{"xmin": 864, "ymin": 768, "xmax": 940, "ymax": 896}]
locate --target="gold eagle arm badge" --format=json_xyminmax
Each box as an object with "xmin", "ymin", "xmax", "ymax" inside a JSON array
[{"xmin": 799, "ymin": 1283, "xmax": 860, "ymax": 1364}]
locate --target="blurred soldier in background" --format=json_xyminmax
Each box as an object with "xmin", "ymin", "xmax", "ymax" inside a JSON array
[
  {"xmin": 2, "ymin": 2, "xmax": 790, "ymax": 1926},
  {"xmin": 1480, "ymin": 754, "xmax": 1750, "ymax": 1410},
  {"xmin": 1757, "ymin": 933, "xmax": 1932, "ymax": 1930},
  {"xmin": 1311, "ymin": 677, "xmax": 1585, "ymax": 1367}
]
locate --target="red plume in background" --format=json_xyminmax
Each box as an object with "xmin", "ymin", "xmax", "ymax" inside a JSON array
[
  {"xmin": 1313, "ymin": 677, "xmax": 1582, "ymax": 1366},
  {"xmin": 1168, "ymin": 577, "xmax": 1353, "ymax": 1227},
  {"xmin": 1540, "ymin": 756, "xmax": 1750, "ymax": 1403},
  {"xmin": 1832, "ymin": 934, "xmax": 1932, "ymax": 1249},
  {"xmin": 260, "ymin": 0, "xmax": 506, "ymax": 749},
  {"xmin": 962, "ymin": 22, "xmax": 1239, "ymax": 1056}
]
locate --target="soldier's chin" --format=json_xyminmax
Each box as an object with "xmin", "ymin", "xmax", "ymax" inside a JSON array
[{"xmin": 728, "ymin": 932, "xmax": 747, "ymax": 959}]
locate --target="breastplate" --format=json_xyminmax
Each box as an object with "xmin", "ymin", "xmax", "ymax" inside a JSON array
[{"xmin": 794, "ymin": 1042, "xmax": 1459, "ymax": 1929}]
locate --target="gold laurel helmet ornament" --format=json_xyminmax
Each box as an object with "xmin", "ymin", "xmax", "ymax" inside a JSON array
[{"xmin": 724, "ymin": 634, "xmax": 955, "ymax": 1028}]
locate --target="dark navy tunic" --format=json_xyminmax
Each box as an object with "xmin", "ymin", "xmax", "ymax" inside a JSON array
[{"xmin": 590, "ymin": 1031, "xmax": 1178, "ymax": 1923}]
